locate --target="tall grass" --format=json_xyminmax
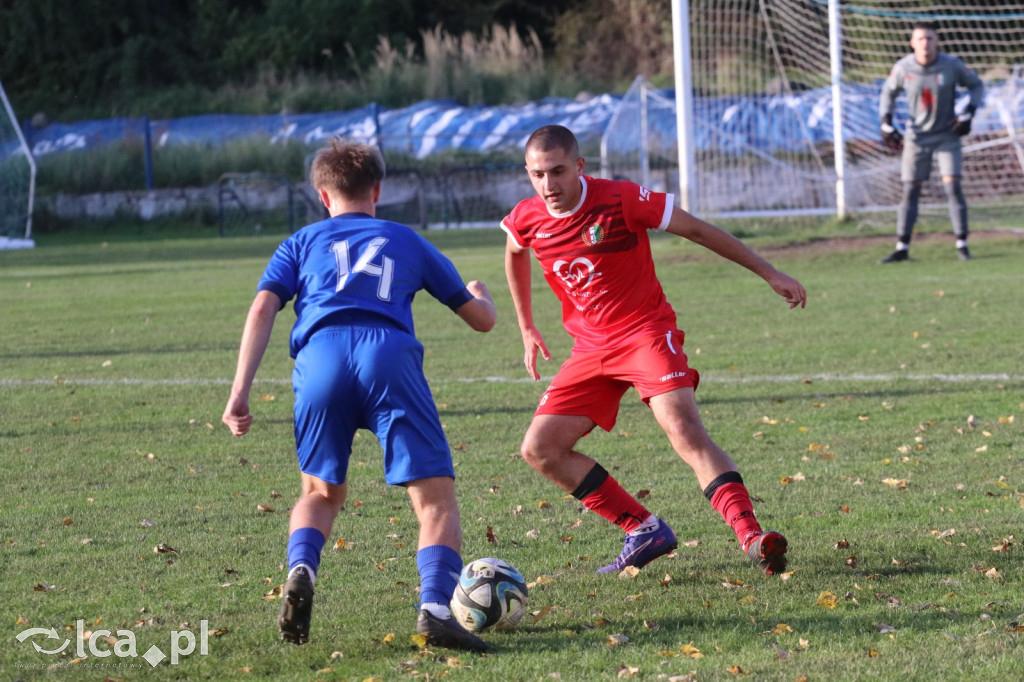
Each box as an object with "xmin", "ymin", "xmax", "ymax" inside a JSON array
[{"xmin": 359, "ymin": 23, "xmax": 556, "ymax": 106}]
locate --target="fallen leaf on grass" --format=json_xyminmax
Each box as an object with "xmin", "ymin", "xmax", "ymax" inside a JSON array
[
  {"xmin": 527, "ymin": 575, "xmax": 556, "ymax": 589},
  {"xmin": 874, "ymin": 622, "xmax": 897, "ymax": 633},
  {"xmin": 881, "ymin": 478, "xmax": 908, "ymax": 489},
  {"xmin": 529, "ymin": 605, "xmax": 555, "ymax": 623},
  {"xmin": 617, "ymin": 665, "xmax": 640, "ymax": 677},
  {"xmin": 153, "ymin": 543, "xmax": 179, "ymax": 555},
  {"xmin": 607, "ymin": 634, "xmax": 629, "ymax": 646},
  {"xmin": 679, "ymin": 643, "xmax": 703, "ymax": 658},
  {"xmin": 992, "ymin": 538, "xmax": 1013, "ymax": 552},
  {"xmin": 816, "ymin": 591, "xmax": 839, "ymax": 609}
]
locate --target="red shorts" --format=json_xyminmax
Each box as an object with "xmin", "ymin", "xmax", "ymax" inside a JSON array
[{"xmin": 536, "ymin": 329, "xmax": 700, "ymax": 432}]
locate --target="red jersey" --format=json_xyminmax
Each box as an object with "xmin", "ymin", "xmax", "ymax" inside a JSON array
[{"xmin": 501, "ymin": 176, "xmax": 677, "ymax": 351}]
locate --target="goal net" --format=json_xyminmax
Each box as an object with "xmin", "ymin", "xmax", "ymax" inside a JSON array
[
  {"xmin": 0, "ymin": 80, "xmax": 36, "ymax": 248},
  {"xmin": 604, "ymin": 1, "xmax": 1024, "ymax": 219}
]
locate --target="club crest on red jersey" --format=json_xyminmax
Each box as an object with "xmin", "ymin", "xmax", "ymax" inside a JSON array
[{"xmin": 581, "ymin": 224, "xmax": 605, "ymax": 246}]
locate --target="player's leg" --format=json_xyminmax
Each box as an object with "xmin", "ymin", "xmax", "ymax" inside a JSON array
[
  {"xmin": 624, "ymin": 331, "xmax": 784, "ymax": 575},
  {"xmin": 938, "ymin": 140, "xmax": 971, "ymax": 259},
  {"xmin": 882, "ymin": 140, "xmax": 929, "ymax": 263},
  {"xmin": 277, "ymin": 474, "xmax": 346, "ymax": 642},
  {"xmin": 648, "ymin": 388, "xmax": 787, "ymax": 575},
  {"xmin": 405, "ymin": 479, "xmax": 488, "ymax": 653},
  {"xmin": 364, "ymin": 331, "xmax": 487, "ymax": 651},
  {"xmin": 523, "ymin": 352, "xmax": 676, "ymax": 572},
  {"xmin": 280, "ymin": 330, "xmax": 359, "ymax": 644}
]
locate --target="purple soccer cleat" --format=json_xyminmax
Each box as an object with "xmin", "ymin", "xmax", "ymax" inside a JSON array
[{"xmin": 596, "ymin": 518, "xmax": 678, "ymax": 574}]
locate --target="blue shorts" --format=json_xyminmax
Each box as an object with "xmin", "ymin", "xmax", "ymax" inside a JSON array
[{"xmin": 292, "ymin": 325, "xmax": 455, "ymax": 486}]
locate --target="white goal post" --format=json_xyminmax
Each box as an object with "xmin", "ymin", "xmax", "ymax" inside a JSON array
[
  {"xmin": 608, "ymin": 0, "xmax": 1024, "ymax": 220},
  {"xmin": 0, "ymin": 79, "xmax": 36, "ymax": 249}
]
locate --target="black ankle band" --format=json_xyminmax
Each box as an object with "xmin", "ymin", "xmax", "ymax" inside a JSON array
[
  {"xmin": 571, "ymin": 463, "xmax": 610, "ymax": 500},
  {"xmin": 703, "ymin": 471, "xmax": 743, "ymax": 500}
]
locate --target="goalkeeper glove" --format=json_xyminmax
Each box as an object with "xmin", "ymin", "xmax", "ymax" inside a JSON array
[
  {"xmin": 953, "ymin": 104, "xmax": 976, "ymax": 137},
  {"xmin": 880, "ymin": 114, "xmax": 903, "ymax": 151}
]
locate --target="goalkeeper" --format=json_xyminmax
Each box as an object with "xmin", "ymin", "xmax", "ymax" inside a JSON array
[{"xmin": 878, "ymin": 20, "xmax": 984, "ymax": 263}]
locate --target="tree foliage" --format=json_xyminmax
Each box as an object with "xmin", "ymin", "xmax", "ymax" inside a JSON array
[
  {"xmin": 0, "ymin": 0, "xmax": 581, "ymax": 118},
  {"xmin": 0, "ymin": 0, "xmax": 708, "ymax": 122}
]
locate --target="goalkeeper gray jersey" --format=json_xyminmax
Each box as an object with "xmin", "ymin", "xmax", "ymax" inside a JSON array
[{"xmin": 879, "ymin": 52, "xmax": 984, "ymax": 144}]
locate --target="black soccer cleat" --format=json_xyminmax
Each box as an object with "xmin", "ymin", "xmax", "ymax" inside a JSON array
[
  {"xmin": 416, "ymin": 609, "xmax": 490, "ymax": 652},
  {"xmin": 957, "ymin": 246, "xmax": 973, "ymax": 261},
  {"xmin": 278, "ymin": 567, "xmax": 314, "ymax": 644},
  {"xmin": 879, "ymin": 249, "xmax": 909, "ymax": 264}
]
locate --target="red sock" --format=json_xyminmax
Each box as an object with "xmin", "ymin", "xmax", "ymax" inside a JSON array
[
  {"xmin": 578, "ymin": 474, "xmax": 651, "ymax": 533},
  {"xmin": 709, "ymin": 482, "xmax": 762, "ymax": 547}
]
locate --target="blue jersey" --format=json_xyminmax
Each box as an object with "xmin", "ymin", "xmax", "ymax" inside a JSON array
[{"xmin": 258, "ymin": 212, "xmax": 472, "ymax": 357}]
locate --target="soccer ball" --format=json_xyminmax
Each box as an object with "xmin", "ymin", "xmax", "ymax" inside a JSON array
[{"xmin": 450, "ymin": 557, "xmax": 528, "ymax": 632}]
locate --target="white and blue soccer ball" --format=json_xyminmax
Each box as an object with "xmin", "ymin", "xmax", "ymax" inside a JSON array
[{"xmin": 450, "ymin": 557, "xmax": 529, "ymax": 632}]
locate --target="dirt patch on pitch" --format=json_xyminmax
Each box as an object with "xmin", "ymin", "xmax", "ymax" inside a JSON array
[{"xmin": 755, "ymin": 228, "xmax": 1024, "ymax": 258}]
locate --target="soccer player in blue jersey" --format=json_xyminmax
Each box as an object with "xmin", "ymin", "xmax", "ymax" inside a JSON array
[{"xmin": 222, "ymin": 138, "xmax": 496, "ymax": 651}]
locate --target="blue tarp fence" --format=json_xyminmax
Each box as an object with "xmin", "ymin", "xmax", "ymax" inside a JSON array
[{"xmin": 18, "ymin": 81, "xmax": 1023, "ymax": 161}]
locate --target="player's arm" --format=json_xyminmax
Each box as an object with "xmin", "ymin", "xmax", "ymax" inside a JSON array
[
  {"xmin": 952, "ymin": 59, "xmax": 984, "ymax": 136},
  {"xmin": 455, "ymin": 280, "xmax": 497, "ymax": 332},
  {"xmin": 878, "ymin": 64, "xmax": 904, "ymax": 149},
  {"xmin": 223, "ymin": 289, "xmax": 282, "ymax": 437},
  {"xmin": 665, "ymin": 208, "xmax": 807, "ymax": 309},
  {"xmin": 504, "ymin": 234, "xmax": 550, "ymax": 380}
]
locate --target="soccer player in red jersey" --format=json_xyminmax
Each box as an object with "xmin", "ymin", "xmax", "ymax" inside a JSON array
[{"xmin": 501, "ymin": 125, "xmax": 806, "ymax": 575}]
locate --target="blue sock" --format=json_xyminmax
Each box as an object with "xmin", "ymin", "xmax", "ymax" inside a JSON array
[
  {"xmin": 416, "ymin": 544, "xmax": 462, "ymax": 606},
  {"xmin": 287, "ymin": 527, "xmax": 326, "ymax": 577}
]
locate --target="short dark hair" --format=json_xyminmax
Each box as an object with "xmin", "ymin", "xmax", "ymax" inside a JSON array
[
  {"xmin": 912, "ymin": 20, "xmax": 938, "ymax": 34},
  {"xmin": 309, "ymin": 138, "xmax": 385, "ymax": 199},
  {"xmin": 525, "ymin": 125, "xmax": 580, "ymax": 158}
]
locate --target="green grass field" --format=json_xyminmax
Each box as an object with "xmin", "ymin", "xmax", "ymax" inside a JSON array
[{"xmin": 1, "ymin": 217, "xmax": 1022, "ymax": 681}]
